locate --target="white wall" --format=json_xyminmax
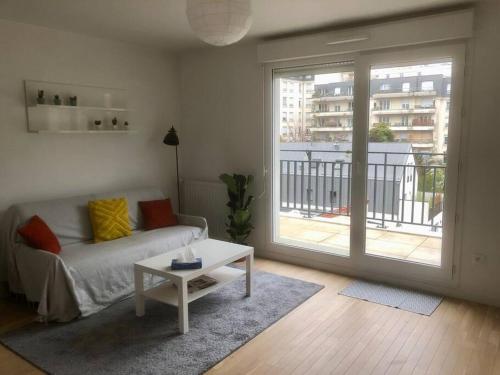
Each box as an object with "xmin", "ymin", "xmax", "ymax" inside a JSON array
[
  {"xmin": 179, "ymin": 43, "xmax": 266, "ymax": 249},
  {"xmin": 179, "ymin": 1, "xmax": 500, "ymax": 307},
  {"xmin": 0, "ymin": 20, "xmax": 180, "ymax": 217}
]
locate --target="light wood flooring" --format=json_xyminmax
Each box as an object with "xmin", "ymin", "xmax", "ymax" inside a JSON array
[{"xmin": 1, "ymin": 258, "xmax": 499, "ymax": 375}]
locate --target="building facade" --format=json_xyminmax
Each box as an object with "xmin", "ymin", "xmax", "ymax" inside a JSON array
[
  {"xmin": 307, "ymin": 73, "xmax": 451, "ymax": 154},
  {"xmin": 279, "ymin": 75, "xmax": 314, "ymax": 142}
]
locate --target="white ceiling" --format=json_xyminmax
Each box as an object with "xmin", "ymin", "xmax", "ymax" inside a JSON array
[{"xmin": 0, "ymin": 0, "xmax": 469, "ymax": 52}]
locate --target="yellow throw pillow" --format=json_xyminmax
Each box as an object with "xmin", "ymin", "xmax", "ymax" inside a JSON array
[{"xmin": 88, "ymin": 198, "xmax": 131, "ymax": 243}]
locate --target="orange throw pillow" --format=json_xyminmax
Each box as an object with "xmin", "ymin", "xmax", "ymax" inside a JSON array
[
  {"xmin": 17, "ymin": 215, "xmax": 61, "ymax": 254},
  {"xmin": 139, "ymin": 199, "xmax": 177, "ymax": 230}
]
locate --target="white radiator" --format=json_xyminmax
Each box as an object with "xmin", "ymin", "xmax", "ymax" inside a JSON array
[{"xmin": 183, "ymin": 180, "xmax": 228, "ymax": 240}]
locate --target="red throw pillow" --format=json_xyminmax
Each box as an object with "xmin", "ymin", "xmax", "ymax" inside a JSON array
[
  {"xmin": 139, "ymin": 199, "xmax": 177, "ymax": 230},
  {"xmin": 17, "ymin": 215, "xmax": 61, "ymax": 254}
]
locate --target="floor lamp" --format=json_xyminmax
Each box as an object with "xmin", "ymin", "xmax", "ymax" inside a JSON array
[{"xmin": 163, "ymin": 126, "xmax": 181, "ymax": 213}]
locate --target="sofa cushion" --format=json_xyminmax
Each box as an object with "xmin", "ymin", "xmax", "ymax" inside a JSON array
[
  {"xmin": 17, "ymin": 215, "xmax": 61, "ymax": 254},
  {"xmin": 139, "ymin": 199, "xmax": 177, "ymax": 230},
  {"xmin": 88, "ymin": 198, "xmax": 132, "ymax": 243}
]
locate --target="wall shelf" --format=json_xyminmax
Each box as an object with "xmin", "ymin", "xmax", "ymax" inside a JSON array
[
  {"xmin": 34, "ymin": 129, "xmax": 137, "ymax": 134},
  {"xmin": 24, "ymin": 80, "xmax": 132, "ymax": 133},
  {"xmin": 30, "ymin": 104, "xmax": 130, "ymax": 112}
]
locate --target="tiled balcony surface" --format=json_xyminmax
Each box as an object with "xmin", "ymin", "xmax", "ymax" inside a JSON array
[{"xmin": 278, "ymin": 215, "xmax": 441, "ymax": 266}]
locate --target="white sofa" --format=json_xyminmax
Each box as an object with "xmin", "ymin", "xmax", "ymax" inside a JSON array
[{"xmin": 0, "ymin": 188, "xmax": 208, "ymax": 322}]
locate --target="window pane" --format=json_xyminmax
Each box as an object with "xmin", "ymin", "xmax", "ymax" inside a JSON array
[
  {"xmin": 275, "ymin": 67, "xmax": 354, "ymax": 257},
  {"xmin": 366, "ymin": 61, "xmax": 452, "ymax": 266}
]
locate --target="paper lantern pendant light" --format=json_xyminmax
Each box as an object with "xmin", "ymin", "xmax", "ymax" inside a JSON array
[{"xmin": 186, "ymin": 0, "xmax": 253, "ymax": 47}]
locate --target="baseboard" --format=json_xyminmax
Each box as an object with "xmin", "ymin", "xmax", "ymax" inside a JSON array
[{"xmin": 255, "ymin": 248, "xmax": 500, "ymax": 308}]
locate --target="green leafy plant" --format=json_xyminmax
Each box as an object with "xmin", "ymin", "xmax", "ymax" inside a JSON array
[
  {"xmin": 219, "ymin": 173, "xmax": 254, "ymax": 245},
  {"xmin": 369, "ymin": 123, "xmax": 395, "ymax": 142}
]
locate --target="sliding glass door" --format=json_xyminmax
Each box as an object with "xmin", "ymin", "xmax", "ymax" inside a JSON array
[
  {"xmin": 272, "ymin": 64, "xmax": 355, "ymax": 257},
  {"xmin": 269, "ymin": 44, "xmax": 464, "ymax": 281}
]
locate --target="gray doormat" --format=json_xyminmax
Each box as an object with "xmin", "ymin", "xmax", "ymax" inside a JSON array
[
  {"xmin": 339, "ymin": 279, "xmax": 442, "ymax": 315},
  {"xmin": 1, "ymin": 270, "xmax": 323, "ymax": 375}
]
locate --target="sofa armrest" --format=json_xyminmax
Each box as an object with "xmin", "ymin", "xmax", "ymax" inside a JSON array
[
  {"xmin": 177, "ymin": 214, "xmax": 209, "ymax": 240},
  {"xmin": 14, "ymin": 244, "xmax": 80, "ymax": 321}
]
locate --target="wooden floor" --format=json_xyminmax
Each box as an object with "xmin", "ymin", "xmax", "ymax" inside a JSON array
[{"xmin": 1, "ymin": 258, "xmax": 500, "ymax": 375}]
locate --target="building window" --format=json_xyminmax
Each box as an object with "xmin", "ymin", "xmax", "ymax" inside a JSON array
[
  {"xmin": 446, "ymin": 101, "xmax": 450, "ymax": 110},
  {"xmin": 348, "ymin": 101, "xmax": 353, "ymax": 111},
  {"xmin": 282, "ymin": 112, "xmax": 287, "ymax": 121},
  {"xmin": 421, "ymin": 81, "xmax": 434, "ymax": 91},
  {"xmin": 346, "ymin": 86, "xmax": 353, "ymax": 95},
  {"xmin": 347, "ymin": 118, "xmax": 353, "ymax": 127},
  {"xmin": 402, "ymin": 82, "xmax": 410, "ymax": 92},
  {"xmin": 282, "ymin": 97, "xmax": 287, "ymax": 106},
  {"xmin": 420, "ymin": 98, "xmax": 434, "ymax": 108},
  {"xmin": 334, "ymin": 87, "xmax": 341, "ymax": 96},
  {"xmin": 444, "ymin": 136, "xmax": 448, "ymax": 145},
  {"xmin": 380, "ymin": 99, "xmax": 390, "ymax": 110},
  {"xmin": 447, "ymin": 83, "xmax": 451, "ymax": 94},
  {"xmin": 380, "ymin": 83, "xmax": 391, "ymax": 91},
  {"xmin": 380, "ymin": 116, "xmax": 390, "ymax": 124},
  {"xmin": 401, "ymin": 115, "xmax": 409, "ymax": 126},
  {"xmin": 334, "ymin": 105, "xmax": 341, "ymax": 112},
  {"xmin": 319, "ymin": 103, "xmax": 328, "ymax": 112},
  {"xmin": 401, "ymin": 101, "xmax": 410, "ymax": 109}
]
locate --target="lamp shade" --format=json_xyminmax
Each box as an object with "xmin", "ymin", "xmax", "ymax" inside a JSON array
[
  {"xmin": 163, "ymin": 126, "xmax": 179, "ymax": 146},
  {"xmin": 186, "ymin": 0, "xmax": 252, "ymax": 47}
]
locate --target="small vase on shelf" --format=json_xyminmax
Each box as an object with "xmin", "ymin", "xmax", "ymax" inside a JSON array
[
  {"xmin": 53, "ymin": 95, "xmax": 61, "ymax": 105},
  {"xmin": 36, "ymin": 90, "xmax": 45, "ymax": 104},
  {"xmin": 112, "ymin": 117, "xmax": 118, "ymax": 130},
  {"xmin": 69, "ymin": 96, "xmax": 77, "ymax": 106},
  {"xmin": 94, "ymin": 120, "xmax": 102, "ymax": 130},
  {"xmin": 123, "ymin": 121, "xmax": 129, "ymax": 130}
]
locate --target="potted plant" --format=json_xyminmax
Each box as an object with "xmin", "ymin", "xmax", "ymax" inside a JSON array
[{"xmin": 219, "ymin": 173, "xmax": 254, "ymax": 246}]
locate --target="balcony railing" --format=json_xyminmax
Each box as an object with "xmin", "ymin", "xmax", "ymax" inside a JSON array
[
  {"xmin": 412, "ymin": 119, "xmax": 435, "ymax": 126},
  {"xmin": 280, "ymin": 149, "xmax": 446, "ymax": 230}
]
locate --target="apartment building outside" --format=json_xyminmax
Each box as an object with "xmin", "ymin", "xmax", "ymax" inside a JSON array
[
  {"xmin": 279, "ymin": 75, "xmax": 315, "ymax": 142},
  {"xmin": 307, "ymin": 72, "xmax": 451, "ymax": 153}
]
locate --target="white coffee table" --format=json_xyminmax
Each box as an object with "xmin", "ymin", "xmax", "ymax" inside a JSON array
[{"xmin": 134, "ymin": 239, "xmax": 254, "ymax": 334}]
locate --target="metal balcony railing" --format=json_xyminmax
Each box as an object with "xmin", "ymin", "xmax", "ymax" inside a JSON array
[{"xmin": 279, "ymin": 149, "xmax": 446, "ymax": 230}]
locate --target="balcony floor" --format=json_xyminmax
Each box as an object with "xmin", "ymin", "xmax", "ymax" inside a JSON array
[{"xmin": 279, "ymin": 215, "xmax": 441, "ymax": 266}]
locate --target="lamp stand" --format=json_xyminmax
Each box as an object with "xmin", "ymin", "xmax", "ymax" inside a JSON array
[{"xmin": 175, "ymin": 145, "xmax": 181, "ymax": 214}]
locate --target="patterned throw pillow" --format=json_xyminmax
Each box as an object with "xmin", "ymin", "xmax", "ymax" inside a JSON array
[{"xmin": 88, "ymin": 198, "xmax": 131, "ymax": 243}]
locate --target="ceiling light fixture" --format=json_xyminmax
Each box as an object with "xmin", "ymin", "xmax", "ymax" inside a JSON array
[{"xmin": 186, "ymin": 0, "xmax": 252, "ymax": 47}]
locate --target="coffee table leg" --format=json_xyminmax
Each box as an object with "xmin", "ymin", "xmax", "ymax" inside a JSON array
[
  {"xmin": 178, "ymin": 279, "xmax": 189, "ymax": 334},
  {"xmin": 246, "ymin": 253, "xmax": 253, "ymax": 297},
  {"xmin": 134, "ymin": 267, "xmax": 145, "ymax": 317}
]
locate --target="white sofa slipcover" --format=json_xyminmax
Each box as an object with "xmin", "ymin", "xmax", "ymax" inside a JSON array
[{"xmin": 0, "ymin": 187, "xmax": 208, "ymax": 322}]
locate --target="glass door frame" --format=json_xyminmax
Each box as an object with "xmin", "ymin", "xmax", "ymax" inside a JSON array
[
  {"xmin": 351, "ymin": 43, "xmax": 466, "ymax": 283},
  {"xmin": 264, "ymin": 53, "xmax": 359, "ymax": 269},
  {"xmin": 264, "ymin": 43, "xmax": 466, "ymax": 285}
]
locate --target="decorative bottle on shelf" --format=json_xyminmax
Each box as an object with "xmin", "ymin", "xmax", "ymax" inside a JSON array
[
  {"xmin": 36, "ymin": 90, "xmax": 45, "ymax": 104},
  {"xmin": 112, "ymin": 117, "xmax": 118, "ymax": 130},
  {"xmin": 123, "ymin": 121, "xmax": 129, "ymax": 130},
  {"xmin": 53, "ymin": 95, "xmax": 61, "ymax": 105},
  {"xmin": 69, "ymin": 96, "xmax": 77, "ymax": 106},
  {"xmin": 94, "ymin": 120, "xmax": 102, "ymax": 130}
]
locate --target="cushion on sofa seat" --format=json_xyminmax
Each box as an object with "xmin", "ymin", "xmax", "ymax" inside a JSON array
[
  {"xmin": 88, "ymin": 198, "xmax": 132, "ymax": 243},
  {"xmin": 17, "ymin": 215, "xmax": 61, "ymax": 254},
  {"xmin": 139, "ymin": 199, "xmax": 177, "ymax": 230}
]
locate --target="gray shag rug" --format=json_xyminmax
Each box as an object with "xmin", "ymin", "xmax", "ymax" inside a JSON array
[
  {"xmin": 339, "ymin": 279, "xmax": 442, "ymax": 316},
  {"xmin": 1, "ymin": 270, "xmax": 323, "ymax": 375}
]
